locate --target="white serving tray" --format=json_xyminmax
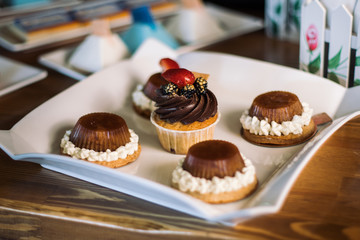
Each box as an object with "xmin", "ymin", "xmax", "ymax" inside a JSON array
[
  {"xmin": 38, "ymin": 4, "xmax": 263, "ymax": 80},
  {"xmin": 0, "ymin": 55, "xmax": 47, "ymax": 96},
  {"xmin": 1, "ymin": 52, "xmax": 359, "ymax": 226}
]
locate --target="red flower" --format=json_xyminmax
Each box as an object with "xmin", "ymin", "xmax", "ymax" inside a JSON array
[{"xmin": 306, "ymin": 24, "xmax": 318, "ymax": 51}]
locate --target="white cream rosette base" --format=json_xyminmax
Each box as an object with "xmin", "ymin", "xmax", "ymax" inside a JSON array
[
  {"xmin": 240, "ymin": 102, "xmax": 317, "ymax": 146},
  {"xmin": 172, "ymin": 155, "xmax": 257, "ymax": 204},
  {"xmin": 60, "ymin": 129, "xmax": 141, "ymax": 168}
]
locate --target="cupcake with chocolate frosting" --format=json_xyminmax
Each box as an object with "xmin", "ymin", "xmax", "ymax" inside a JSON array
[
  {"xmin": 240, "ymin": 91, "xmax": 316, "ymax": 146},
  {"xmin": 150, "ymin": 66, "xmax": 219, "ymax": 154},
  {"xmin": 172, "ymin": 140, "xmax": 257, "ymax": 203}
]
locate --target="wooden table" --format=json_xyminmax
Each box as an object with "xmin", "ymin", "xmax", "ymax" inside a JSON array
[{"xmin": 1, "ymin": 22, "xmax": 360, "ymax": 240}]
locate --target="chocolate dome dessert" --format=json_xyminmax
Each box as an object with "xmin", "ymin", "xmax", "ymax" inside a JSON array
[
  {"xmin": 61, "ymin": 112, "xmax": 141, "ymax": 168},
  {"xmin": 248, "ymin": 91, "xmax": 303, "ymax": 123},
  {"xmin": 132, "ymin": 73, "xmax": 169, "ymax": 119},
  {"xmin": 142, "ymin": 73, "xmax": 168, "ymax": 101},
  {"xmin": 240, "ymin": 91, "xmax": 316, "ymax": 146},
  {"xmin": 172, "ymin": 140, "xmax": 257, "ymax": 203},
  {"xmin": 183, "ymin": 140, "xmax": 245, "ymax": 179},
  {"xmin": 69, "ymin": 112, "xmax": 131, "ymax": 152}
]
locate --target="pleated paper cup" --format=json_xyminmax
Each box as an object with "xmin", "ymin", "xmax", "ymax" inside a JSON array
[{"xmin": 150, "ymin": 112, "xmax": 220, "ymax": 155}]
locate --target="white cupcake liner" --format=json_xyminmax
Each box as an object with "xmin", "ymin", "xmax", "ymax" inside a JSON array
[{"xmin": 150, "ymin": 112, "xmax": 220, "ymax": 154}]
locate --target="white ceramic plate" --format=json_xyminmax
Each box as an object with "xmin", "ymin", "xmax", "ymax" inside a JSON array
[
  {"xmin": 1, "ymin": 52, "xmax": 359, "ymax": 226},
  {"xmin": 0, "ymin": 56, "xmax": 47, "ymax": 96},
  {"xmin": 38, "ymin": 4, "xmax": 263, "ymax": 80}
]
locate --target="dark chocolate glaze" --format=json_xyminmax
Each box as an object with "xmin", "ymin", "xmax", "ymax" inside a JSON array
[
  {"xmin": 142, "ymin": 73, "xmax": 168, "ymax": 101},
  {"xmin": 183, "ymin": 140, "xmax": 245, "ymax": 179},
  {"xmin": 248, "ymin": 91, "xmax": 303, "ymax": 123},
  {"xmin": 70, "ymin": 112, "xmax": 130, "ymax": 152},
  {"xmin": 154, "ymin": 89, "xmax": 218, "ymax": 124}
]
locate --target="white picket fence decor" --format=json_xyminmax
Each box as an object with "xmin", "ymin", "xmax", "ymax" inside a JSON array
[
  {"xmin": 299, "ymin": 0, "xmax": 360, "ymax": 88},
  {"xmin": 265, "ymin": 0, "xmax": 303, "ymax": 42}
]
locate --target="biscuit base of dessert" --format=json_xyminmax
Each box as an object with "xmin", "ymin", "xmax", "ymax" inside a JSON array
[
  {"xmin": 61, "ymin": 144, "xmax": 141, "ymax": 168},
  {"xmin": 172, "ymin": 175, "xmax": 258, "ymax": 204},
  {"xmin": 132, "ymin": 103, "xmax": 152, "ymax": 119},
  {"xmin": 242, "ymin": 119, "xmax": 316, "ymax": 146}
]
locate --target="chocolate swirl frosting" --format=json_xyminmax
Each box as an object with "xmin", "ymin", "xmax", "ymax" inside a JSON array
[{"xmin": 154, "ymin": 90, "xmax": 218, "ymax": 125}]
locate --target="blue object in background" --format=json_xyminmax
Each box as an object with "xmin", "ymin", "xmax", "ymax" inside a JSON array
[{"xmin": 120, "ymin": 5, "xmax": 179, "ymax": 53}]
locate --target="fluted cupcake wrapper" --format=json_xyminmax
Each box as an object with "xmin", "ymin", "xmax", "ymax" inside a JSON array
[{"xmin": 150, "ymin": 112, "xmax": 220, "ymax": 155}]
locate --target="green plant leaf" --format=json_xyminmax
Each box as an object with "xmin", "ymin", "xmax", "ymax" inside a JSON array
[
  {"xmin": 354, "ymin": 78, "xmax": 360, "ymax": 86},
  {"xmin": 275, "ymin": 4, "xmax": 282, "ymax": 15},
  {"xmin": 293, "ymin": 15, "xmax": 300, "ymax": 29},
  {"xmin": 328, "ymin": 72, "xmax": 340, "ymax": 83},
  {"xmin": 271, "ymin": 20, "xmax": 278, "ymax": 36},
  {"xmin": 355, "ymin": 56, "xmax": 360, "ymax": 66},
  {"xmin": 294, "ymin": 0, "xmax": 301, "ymax": 11},
  {"xmin": 308, "ymin": 54, "xmax": 321, "ymax": 73},
  {"xmin": 328, "ymin": 48, "xmax": 342, "ymax": 69}
]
